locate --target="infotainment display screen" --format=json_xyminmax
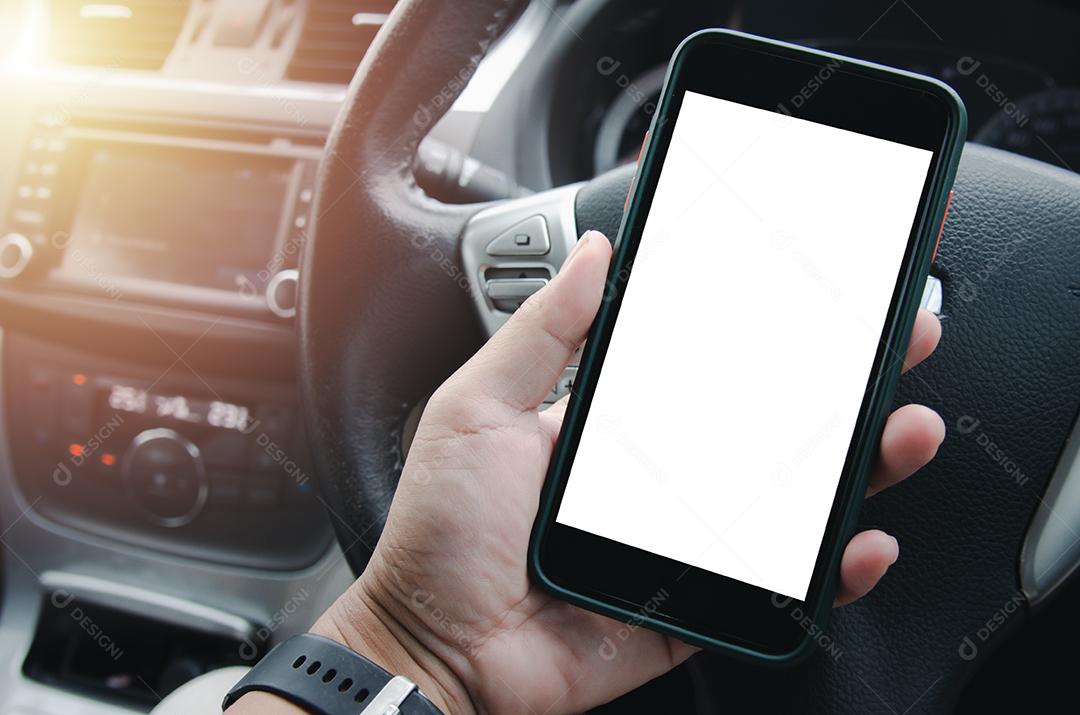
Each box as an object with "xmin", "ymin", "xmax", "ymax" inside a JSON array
[{"xmin": 63, "ymin": 146, "xmax": 293, "ymax": 294}]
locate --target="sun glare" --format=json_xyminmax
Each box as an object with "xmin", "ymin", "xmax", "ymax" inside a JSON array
[{"xmin": 4, "ymin": 0, "xmax": 48, "ymax": 71}]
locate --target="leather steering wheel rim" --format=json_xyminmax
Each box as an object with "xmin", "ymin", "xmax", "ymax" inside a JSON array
[
  {"xmin": 300, "ymin": 0, "xmax": 529, "ymax": 565},
  {"xmin": 300, "ymin": 1, "xmax": 1080, "ymax": 711}
]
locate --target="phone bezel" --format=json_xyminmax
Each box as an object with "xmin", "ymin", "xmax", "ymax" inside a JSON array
[{"xmin": 529, "ymin": 29, "xmax": 966, "ymax": 662}]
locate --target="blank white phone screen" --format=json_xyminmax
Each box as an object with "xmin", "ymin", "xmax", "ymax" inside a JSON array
[{"xmin": 555, "ymin": 91, "xmax": 933, "ymax": 600}]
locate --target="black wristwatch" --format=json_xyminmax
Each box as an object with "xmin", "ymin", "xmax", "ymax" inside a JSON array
[{"xmin": 222, "ymin": 633, "xmax": 444, "ymax": 714}]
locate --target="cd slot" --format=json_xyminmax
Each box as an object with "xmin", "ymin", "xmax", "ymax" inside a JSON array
[{"xmin": 61, "ymin": 125, "xmax": 323, "ymax": 161}]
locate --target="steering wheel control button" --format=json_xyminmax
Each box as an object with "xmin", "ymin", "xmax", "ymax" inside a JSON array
[
  {"xmin": 266, "ymin": 268, "xmax": 299, "ymax": 318},
  {"xmin": 485, "ymin": 215, "xmax": 551, "ymax": 256},
  {"xmin": 123, "ymin": 429, "xmax": 208, "ymax": 528},
  {"xmin": 486, "ymin": 277, "xmax": 548, "ymax": 312},
  {"xmin": 545, "ymin": 367, "xmax": 578, "ymax": 404},
  {"xmin": 461, "ymin": 184, "xmax": 582, "ymax": 336},
  {"xmin": 0, "ymin": 232, "xmax": 34, "ymax": 279}
]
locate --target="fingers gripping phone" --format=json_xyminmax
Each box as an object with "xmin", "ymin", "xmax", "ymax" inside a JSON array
[{"xmin": 529, "ymin": 29, "xmax": 966, "ymax": 663}]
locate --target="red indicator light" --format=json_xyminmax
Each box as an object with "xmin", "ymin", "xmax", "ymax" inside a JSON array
[
  {"xmin": 100, "ymin": 453, "xmax": 117, "ymax": 467},
  {"xmin": 71, "ymin": 373, "xmax": 87, "ymax": 386},
  {"xmin": 67, "ymin": 443, "xmax": 84, "ymax": 457}
]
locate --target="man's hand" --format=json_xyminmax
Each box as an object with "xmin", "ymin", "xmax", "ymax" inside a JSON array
[{"xmin": 303, "ymin": 230, "xmax": 945, "ymax": 714}]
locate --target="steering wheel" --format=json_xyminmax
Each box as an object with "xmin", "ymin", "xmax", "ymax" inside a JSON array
[{"xmin": 298, "ymin": 0, "xmax": 1080, "ymax": 711}]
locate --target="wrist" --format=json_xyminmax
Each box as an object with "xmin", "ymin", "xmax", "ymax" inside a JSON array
[{"xmin": 310, "ymin": 576, "xmax": 477, "ymax": 715}]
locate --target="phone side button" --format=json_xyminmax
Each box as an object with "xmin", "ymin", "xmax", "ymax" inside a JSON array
[
  {"xmin": 624, "ymin": 131, "xmax": 650, "ymax": 210},
  {"xmin": 932, "ymin": 190, "xmax": 954, "ymax": 263}
]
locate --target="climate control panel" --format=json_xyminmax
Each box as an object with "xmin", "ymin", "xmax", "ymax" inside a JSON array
[{"xmin": 4, "ymin": 333, "xmax": 332, "ymax": 570}]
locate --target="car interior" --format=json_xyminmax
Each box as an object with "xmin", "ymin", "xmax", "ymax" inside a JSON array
[{"xmin": 1, "ymin": 0, "xmax": 1079, "ymax": 712}]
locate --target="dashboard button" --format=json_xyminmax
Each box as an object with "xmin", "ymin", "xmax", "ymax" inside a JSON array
[
  {"xmin": 209, "ymin": 474, "xmax": 245, "ymax": 506},
  {"xmin": 28, "ymin": 367, "xmax": 58, "ymax": 444},
  {"xmin": 0, "ymin": 232, "xmax": 33, "ymax": 279},
  {"xmin": 201, "ymin": 431, "xmax": 249, "ymax": 468},
  {"xmin": 266, "ymin": 269, "xmax": 299, "ymax": 319},
  {"xmin": 123, "ymin": 429, "xmax": 207, "ymax": 527},
  {"xmin": 96, "ymin": 450, "xmax": 120, "ymax": 479},
  {"xmin": 11, "ymin": 209, "xmax": 45, "ymax": 227},
  {"xmin": 245, "ymin": 479, "xmax": 279, "ymax": 507},
  {"xmin": 60, "ymin": 380, "xmax": 92, "ymax": 435},
  {"xmin": 486, "ymin": 215, "xmax": 551, "ymax": 256}
]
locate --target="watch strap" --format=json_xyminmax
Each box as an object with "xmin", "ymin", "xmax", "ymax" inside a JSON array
[{"xmin": 222, "ymin": 633, "xmax": 443, "ymax": 714}]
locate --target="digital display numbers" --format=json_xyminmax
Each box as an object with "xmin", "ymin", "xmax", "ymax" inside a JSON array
[{"xmin": 107, "ymin": 384, "xmax": 252, "ymax": 432}]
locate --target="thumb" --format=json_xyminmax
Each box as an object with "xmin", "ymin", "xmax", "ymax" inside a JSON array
[{"xmin": 449, "ymin": 230, "xmax": 612, "ymax": 412}]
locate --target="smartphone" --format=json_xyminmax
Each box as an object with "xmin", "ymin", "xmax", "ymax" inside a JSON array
[{"xmin": 528, "ymin": 29, "xmax": 966, "ymax": 663}]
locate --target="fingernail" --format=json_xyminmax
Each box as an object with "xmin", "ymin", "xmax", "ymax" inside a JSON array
[
  {"xmin": 886, "ymin": 535, "xmax": 900, "ymax": 565},
  {"xmin": 563, "ymin": 231, "xmax": 596, "ymax": 269}
]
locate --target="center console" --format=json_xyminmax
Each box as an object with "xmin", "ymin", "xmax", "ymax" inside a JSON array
[
  {"xmin": 0, "ymin": 100, "xmax": 347, "ymax": 714},
  {"xmin": 0, "ymin": 108, "xmax": 336, "ymax": 572}
]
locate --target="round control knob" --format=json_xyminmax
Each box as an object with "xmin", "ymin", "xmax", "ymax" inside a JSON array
[
  {"xmin": 266, "ymin": 269, "xmax": 299, "ymax": 319},
  {"xmin": 122, "ymin": 429, "xmax": 207, "ymax": 528},
  {"xmin": 0, "ymin": 232, "xmax": 33, "ymax": 279}
]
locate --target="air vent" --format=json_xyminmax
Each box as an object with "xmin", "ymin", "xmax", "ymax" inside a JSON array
[
  {"xmin": 47, "ymin": 0, "xmax": 191, "ymax": 70},
  {"xmin": 286, "ymin": 1, "xmax": 397, "ymax": 84}
]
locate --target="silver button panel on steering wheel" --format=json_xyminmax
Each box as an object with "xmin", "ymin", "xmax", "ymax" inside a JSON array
[
  {"xmin": 462, "ymin": 183, "xmax": 584, "ymax": 405},
  {"xmin": 462, "ymin": 182, "xmax": 583, "ymax": 337}
]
